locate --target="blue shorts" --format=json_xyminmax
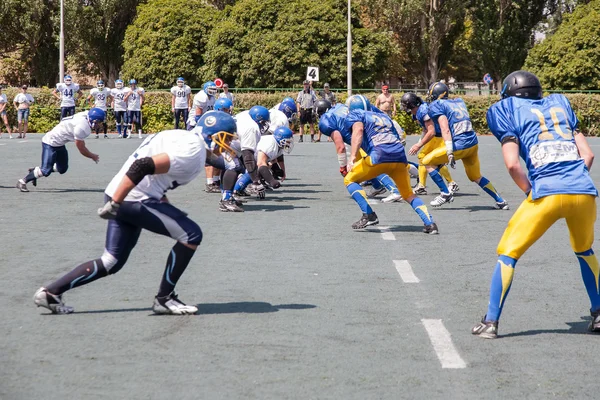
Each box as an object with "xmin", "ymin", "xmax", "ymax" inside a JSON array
[
  {"xmin": 18, "ymin": 109, "xmax": 30, "ymax": 122},
  {"xmin": 61, "ymin": 106, "xmax": 75, "ymax": 120},
  {"xmin": 114, "ymin": 110, "xmax": 127, "ymax": 124}
]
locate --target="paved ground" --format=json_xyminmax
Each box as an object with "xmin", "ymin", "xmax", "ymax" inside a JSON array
[{"xmin": 1, "ymin": 134, "xmax": 599, "ymax": 400}]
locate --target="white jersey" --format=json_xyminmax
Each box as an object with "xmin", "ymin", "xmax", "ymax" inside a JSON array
[
  {"xmin": 218, "ymin": 91, "xmax": 234, "ymax": 105},
  {"xmin": 42, "ymin": 111, "xmax": 91, "ymax": 147},
  {"xmin": 105, "ymin": 130, "xmax": 206, "ymax": 202},
  {"xmin": 56, "ymin": 83, "xmax": 80, "ymax": 107},
  {"xmin": 127, "ymin": 87, "xmax": 144, "ymax": 111},
  {"xmin": 235, "ymin": 111, "xmax": 261, "ymax": 152},
  {"xmin": 0, "ymin": 94, "xmax": 7, "ymax": 105},
  {"xmin": 89, "ymin": 88, "xmax": 110, "ymax": 111},
  {"xmin": 267, "ymin": 108, "xmax": 289, "ymax": 134},
  {"xmin": 111, "ymin": 88, "xmax": 129, "ymax": 111},
  {"xmin": 192, "ymin": 91, "xmax": 215, "ymax": 114},
  {"xmin": 257, "ymin": 135, "xmax": 283, "ymax": 162},
  {"xmin": 171, "ymin": 85, "xmax": 192, "ymax": 109},
  {"xmin": 14, "ymin": 93, "xmax": 35, "ymax": 107}
]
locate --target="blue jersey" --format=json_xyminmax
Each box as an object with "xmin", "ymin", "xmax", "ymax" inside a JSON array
[
  {"xmin": 487, "ymin": 94, "xmax": 597, "ymax": 200},
  {"xmin": 428, "ymin": 98, "xmax": 478, "ymax": 150},
  {"xmin": 414, "ymin": 103, "xmax": 441, "ymax": 137},
  {"xmin": 318, "ymin": 104, "xmax": 351, "ymax": 144},
  {"xmin": 344, "ymin": 109, "xmax": 406, "ymax": 164}
]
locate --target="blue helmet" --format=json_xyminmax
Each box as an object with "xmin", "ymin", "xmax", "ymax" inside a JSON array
[
  {"xmin": 88, "ymin": 107, "xmax": 106, "ymax": 127},
  {"xmin": 64, "ymin": 75, "xmax": 72, "ymax": 84},
  {"xmin": 278, "ymin": 98, "xmax": 297, "ymax": 120},
  {"xmin": 115, "ymin": 79, "xmax": 124, "ymax": 89},
  {"xmin": 129, "ymin": 79, "xmax": 137, "ymax": 86},
  {"xmin": 273, "ymin": 126, "xmax": 294, "ymax": 154},
  {"xmin": 203, "ymin": 81, "xmax": 218, "ymax": 96},
  {"xmin": 346, "ymin": 95, "xmax": 371, "ymax": 112},
  {"xmin": 427, "ymin": 82, "xmax": 449, "ymax": 102},
  {"xmin": 249, "ymin": 105, "xmax": 270, "ymax": 133},
  {"xmin": 214, "ymin": 98, "xmax": 233, "ymax": 114},
  {"xmin": 176, "ymin": 77, "xmax": 185, "ymax": 87},
  {"xmin": 198, "ymin": 111, "xmax": 238, "ymax": 157},
  {"xmin": 97, "ymin": 80, "xmax": 105, "ymax": 89}
]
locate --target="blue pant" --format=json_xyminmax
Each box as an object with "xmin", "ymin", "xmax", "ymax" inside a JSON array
[
  {"xmin": 128, "ymin": 110, "xmax": 142, "ymax": 131},
  {"xmin": 60, "ymin": 106, "xmax": 75, "ymax": 120},
  {"xmin": 40, "ymin": 143, "xmax": 68, "ymax": 176},
  {"xmin": 174, "ymin": 108, "xmax": 189, "ymax": 130},
  {"xmin": 114, "ymin": 110, "xmax": 127, "ymax": 125}
]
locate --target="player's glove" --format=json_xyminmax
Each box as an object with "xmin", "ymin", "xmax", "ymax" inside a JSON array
[
  {"xmin": 339, "ymin": 166, "xmax": 348, "ymax": 177},
  {"xmin": 249, "ymin": 183, "xmax": 266, "ymax": 199},
  {"xmin": 98, "ymin": 200, "xmax": 120, "ymax": 220},
  {"xmin": 447, "ymin": 153, "xmax": 456, "ymax": 169}
]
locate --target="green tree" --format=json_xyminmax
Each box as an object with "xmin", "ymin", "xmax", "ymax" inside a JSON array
[
  {"xmin": 204, "ymin": 0, "xmax": 391, "ymax": 88},
  {"xmin": 121, "ymin": 0, "xmax": 219, "ymax": 88},
  {"xmin": 524, "ymin": 0, "xmax": 600, "ymax": 90}
]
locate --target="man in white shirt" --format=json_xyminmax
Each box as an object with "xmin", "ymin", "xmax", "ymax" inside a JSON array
[
  {"xmin": 110, "ymin": 79, "xmax": 129, "ymax": 138},
  {"xmin": 170, "ymin": 77, "xmax": 191, "ymax": 129},
  {"xmin": 16, "ymin": 109, "xmax": 104, "ymax": 192},
  {"xmin": 0, "ymin": 86, "xmax": 13, "ymax": 139},
  {"xmin": 124, "ymin": 79, "xmax": 145, "ymax": 139},
  {"xmin": 218, "ymin": 83, "xmax": 234, "ymax": 105},
  {"xmin": 52, "ymin": 75, "xmax": 83, "ymax": 120},
  {"xmin": 13, "ymin": 85, "xmax": 35, "ymax": 139},
  {"xmin": 32, "ymin": 112, "xmax": 238, "ymax": 315},
  {"xmin": 87, "ymin": 80, "xmax": 111, "ymax": 138}
]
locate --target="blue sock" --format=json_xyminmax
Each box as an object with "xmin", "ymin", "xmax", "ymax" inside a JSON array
[
  {"xmin": 377, "ymin": 174, "xmax": 399, "ymax": 194},
  {"xmin": 347, "ymin": 182, "xmax": 373, "ymax": 214},
  {"xmin": 486, "ymin": 255, "xmax": 517, "ymax": 321},
  {"xmin": 370, "ymin": 179, "xmax": 383, "ymax": 190},
  {"xmin": 576, "ymin": 249, "xmax": 600, "ymax": 312},
  {"xmin": 409, "ymin": 197, "xmax": 433, "ymax": 225},
  {"xmin": 234, "ymin": 173, "xmax": 252, "ymax": 192},
  {"xmin": 222, "ymin": 190, "xmax": 232, "ymax": 201},
  {"xmin": 478, "ymin": 176, "xmax": 504, "ymax": 203},
  {"xmin": 429, "ymin": 169, "xmax": 449, "ymax": 194}
]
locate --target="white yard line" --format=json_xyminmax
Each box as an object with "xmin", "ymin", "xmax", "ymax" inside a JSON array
[
  {"xmin": 393, "ymin": 260, "xmax": 420, "ymax": 283},
  {"xmin": 375, "ymin": 226, "xmax": 395, "ymax": 241},
  {"xmin": 421, "ymin": 319, "xmax": 467, "ymax": 369}
]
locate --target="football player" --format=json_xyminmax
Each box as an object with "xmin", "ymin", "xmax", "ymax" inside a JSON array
[
  {"xmin": 124, "ymin": 79, "xmax": 145, "ymax": 139},
  {"xmin": 214, "ymin": 97, "xmax": 234, "ymax": 115},
  {"xmin": 111, "ymin": 79, "xmax": 129, "ymax": 138},
  {"xmin": 343, "ymin": 108, "xmax": 438, "ymax": 233},
  {"xmin": 87, "ymin": 80, "xmax": 111, "ymax": 138},
  {"xmin": 33, "ymin": 112, "xmax": 238, "ymax": 315},
  {"xmin": 472, "ymin": 70, "xmax": 600, "ymax": 338},
  {"xmin": 171, "ymin": 77, "xmax": 192, "ymax": 129},
  {"xmin": 401, "ymin": 92, "xmax": 458, "ymax": 195},
  {"xmin": 53, "ymin": 75, "xmax": 83, "ymax": 120},
  {"xmin": 190, "ymin": 81, "xmax": 219, "ymax": 192},
  {"xmin": 16, "ymin": 109, "xmax": 104, "ymax": 192},
  {"xmin": 423, "ymin": 82, "xmax": 508, "ymax": 209}
]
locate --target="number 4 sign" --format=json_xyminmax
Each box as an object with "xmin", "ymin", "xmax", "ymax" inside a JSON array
[{"xmin": 306, "ymin": 67, "xmax": 319, "ymax": 82}]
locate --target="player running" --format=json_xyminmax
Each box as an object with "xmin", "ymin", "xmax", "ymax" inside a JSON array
[{"xmin": 87, "ymin": 80, "xmax": 111, "ymax": 138}]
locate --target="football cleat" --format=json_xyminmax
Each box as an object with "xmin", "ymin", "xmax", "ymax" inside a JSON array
[
  {"xmin": 381, "ymin": 192, "xmax": 403, "ymax": 203},
  {"xmin": 33, "ymin": 287, "xmax": 74, "ymax": 314},
  {"xmin": 472, "ymin": 317, "xmax": 498, "ymax": 339},
  {"xmin": 413, "ymin": 185, "xmax": 427, "ymax": 195},
  {"xmin": 204, "ymin": 183, "xmax": 220, "ymax": 193},
  {"xmin": 219, "ymin": 199, "xmax": 244, "ymax": 212},
  {"xmin": 423, "ymin": 223, "xmax": 439, "ymax": 235},
  {"xmin": 16, "ymin": 179, "xmax": 29, "ymax": 192},
  {"xmin": 430, "ymin": 192, "xmax": 454, "ymax": 207},
  {"xmin": 448, "ymin": 181, "xmax": 459, "ymax": 194},
  {"xmin": 152, "ymin": 292, "xmax": 198, "ymax": 315},
  {"xmin": 234, "ymin": 189, "xmax": 250, "ymax": 197},
  {"xmin": 495, "ymin": 201, "xmax": 510, "ymax": 210},
  {"xmin": 352, "ymin": 212, "xmax": 379, "ymax": 230},
  {"xmin": 589, "ymin": 310, "xmax": 600, "ymax": 332}
]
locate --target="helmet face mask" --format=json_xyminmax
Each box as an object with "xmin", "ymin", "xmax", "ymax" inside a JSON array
[
  {"xmin": 211, "ymin": 131, "xmax": 239, "ymax": 160},
  {"xmin": 203, "ymin": 81, "xmax": 218, "ymax": 96},
  {"xmin": 64, "ymin": 75, "xmax": 72, "ymax": 85},
  {"xmin": 273, "ymin": 127, "xmax": 294, "ymax": 154}
]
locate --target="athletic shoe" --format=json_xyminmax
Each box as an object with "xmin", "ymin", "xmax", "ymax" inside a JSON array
[
  {"xmin": 104, "ymin": 134, "xmax": 109, "ymax": 138},
  {"xmin": 127, "ymin": 133, "xmax": 132, "ymax": 139},
  {"xmin": 495, "ymin": 201, "xmax": 510, "ymax": 210},
  {"xmin": 413, "ymin": 185, "xmax": 427, "ymax": 195},
  {"xmin": 423, "ymin": 223, "xmax": 439, "ymax": 235},
  {"xmin": 471, "ymin": 317, "xmax": 498, "ymax": 339},
  {"xmin": 152, "ymin": 292, "xmax": 198, "ymax": 315},
  {"xmin": 118, "ymin": 134, "xmax": 123, "ymax": 138},
  {"xmin": 233, "ymin": 189, "xmax": 250, "ymax": 198},
  {"xmin": 219, "ymin": 199, "xmax": 244, "ymax": 212},
  {"xmin": 27, "ymin": 168, "xmax": 37, "ymax": 186},
  {"xmin": 351, "ymin": 212, "xmax": 379, "ymax": 230},
  {"xmin": 95, "ymin": 134, "xmax": 99, "ymax": 139},
  {"xmin": 430, "ymin": 192, "xmax": 454, "ymax": 207},
  {"xmin": 381, "ymin": 192, "xmax": 403, "ymax": 203},
  {"xmin": 298, "ymin": 136, "xmax": 303, "ymax": 143},
  {"xmin": 204, "ymin": 183, "xmax": 220, "ymax": 193},
  {"xmin": 33, "ymin": 287, "xmax": 74, "ymax": 314},
  {"xmin": 448, "ymin": 181, "xmax": 459, "ymax": 194},
  {"xmin": 16, "ymin": 179, "xmax": 29, "ymax": 192},
  {"xmin": 366, "ymin": 186, "xmax": 386, "ymax": 198},
  {"xmin": 589, "ymin": 310, "xmax": 600, "ymax": 332},
  {"xmin": 138, "ymin": 133, "xmax": 143, "ymax": 139}
]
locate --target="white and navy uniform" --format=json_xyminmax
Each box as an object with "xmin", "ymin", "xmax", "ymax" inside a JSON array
[
  {"xmin": 127, "ymin": 87, "xmax": 144, "ymax": 127},
  {"xmin": 102, "ymin": 130, "xmax": 205, "ymax": 272},
  {"xmin": 56, "ymin": 82, "xmax": 80, "ymax": 119},
  {"xmin": 89, "ymin": 88, "xmax": 109, "ymax": 117},
  {"xmin": 235, "ymin": 110, "xmax": 261, "ymax": 152},
  {"xmin": 257, "ymin": 135, "xmax": 284, "ymax": 162},
  {"xmin": 171, "ymin": 85, "xmax": 191, "ymax": 129},
  {"xmin": 189, "ymin": 91, "xmax": 215, "ymax": 128},
  {"xmin": 267, "ymin": 108, "xmax": 290, "ymax": 135},
  {"xmin": 38, "ymin": 111, "xmax": 92, "ymax": 176},
  {"xmin": 111, "ymin": 87, "xmax": 129, "ymax": 125}
]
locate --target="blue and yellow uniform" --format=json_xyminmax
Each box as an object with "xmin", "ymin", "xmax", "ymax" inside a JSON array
[
  {"xmin": 483, "ymin": 93, "xmax": 599, "ymax": 323},
  {"xmin": 424, "ymin": 97, "xmax": 506, "ymax": 206},
  {"xmin": 342, "ymin": 109, "xmax": 435, "ymax": 230}
]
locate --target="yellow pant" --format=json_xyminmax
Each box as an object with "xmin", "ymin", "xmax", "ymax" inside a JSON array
[
  {"xmin": 344, "ymin": 157, "xmax": 414, "ymax": 200},
  {"xmin": 418, "ymin": 137, "xmax": 453, "ymax": 185},
  {"xmin": 497, "ymin": 194, "xmax": 597, "ymax": 258},
  {"xmin": 421, "ymin": 144, "xmax": 481, "ymax": 182}
]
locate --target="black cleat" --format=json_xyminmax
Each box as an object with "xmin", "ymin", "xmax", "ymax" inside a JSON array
[
  {"xmin": 423, "ymin": 223, "xmax": 439, "ymax": 235},
  {"xmin": 352, "ymin": 212, "xmax": 379, "ymax": 230},
  {"xmin": 204, "ymin": 183, "xmax": 221, "ymax": 193},
  {"xmin": 472, "ymin": 316, "xmax": 498, "ymax": 339}
]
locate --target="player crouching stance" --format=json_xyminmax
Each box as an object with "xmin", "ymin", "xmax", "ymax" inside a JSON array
[
  {"xmin": 17, "ymin": 108, "xmax": 103, "ymax": 192},
  {"xmin": 33, "ymin": 112, "xmax": 238, "ymax": 315},
  {"xmin": 343, "ymin": 109, "xmax": 438, "ymax": 233},
  {"xmin": 472, "ymin": 71, "xmax": 600, "ymax": 338}
]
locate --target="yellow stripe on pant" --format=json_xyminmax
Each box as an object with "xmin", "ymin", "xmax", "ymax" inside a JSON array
[{"xmin": 421, "ymin": 144, "xmax": 481, "ymax": 182}]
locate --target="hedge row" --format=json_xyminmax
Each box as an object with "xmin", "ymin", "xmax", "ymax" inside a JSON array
[{"xmin": 2, "ymin": 87, "xmax": 599, "ymax": 136}]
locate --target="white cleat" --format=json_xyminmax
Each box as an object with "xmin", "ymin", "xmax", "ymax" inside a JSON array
[
  {"xmin": 430, "ymin": 192, "xmax": 454, "ymax": 207},
  {"xmin": 381, "ymin": 192, "xmax": 403, "ymax": 203},
  {"xmin": 448, "ymin": 181, "xmax": 459, "ymax": 194},
  {"xmin": 495, "ymin": 201, "xmax": 509, "ymax": 210},
  {"xmin": 33, "ymin": 287, "xmax": 74, "ymax": 314},
  {"xmin": 152, "ymin": 292, "xmax": 198, "ymax": 315}
]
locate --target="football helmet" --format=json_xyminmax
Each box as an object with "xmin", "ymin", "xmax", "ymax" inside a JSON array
[
  {"xmin": 87, "ymin": 107, "xmax": 106, "ymax": 128},
  {"xmin": 214, "ymin": 98, "xmax": 234, "ymax": 114},
  {"xmin": 273, "ymin": 126, "xmax": 294, "ymax": 154},
  {"xmin": 129, "ymin": 79, "xmax": 137, "ymax": 88},
  {"xmin": 346, "ymin": 95, "xmax": 371, "ymax": 112},
  {"xmin": 115, "ymin": 79, "xmax": 124, "ymax": 89},
  {"xmin": 203, "ymin": 81, "xmax": 218, "ymax": 96},
  {"xmin": 278, "ymin": 98, "xmax": 297, "ymax": 120},
  {"xmin": 176, "ymin": 77, "xmax": 185, "ymax": 88},
  {"xmin": 501, "ymin": 70, "xmax": 543, "ymax": 100},
  {"xmin": 249, "ymin": 105, "xmax": 270, "ymax": 134},
  {"xmin": 400, "ymin": 92, "xmax": 423, "ymax": 114},
  {"xmin": 64, "ymin": 75, "xmax": 72, "ymax": 84},
  {"xmin": 97, "ymin": 80, "xmax": 105, "ymax": 89},
  {"xmin": 426, "ymin": 82, "xmax": 449, "ymax": 102},
  {"xmin": 314, "ymin": 99, "xmax": 332, "ymax": 117},
  {"xmin": 198, "ymin": 111, "xmax": 238, "ymax": 158}
]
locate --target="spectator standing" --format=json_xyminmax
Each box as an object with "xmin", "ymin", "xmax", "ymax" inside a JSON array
[
  {"xmin": 171, "ymin": 77, "xmax": 192, "ymax": 129},
  {"xmin": 296, "ymin": 80, "xmax": 318, "ymax": 142},
  {"xmin": 0, "ymin": 86, "xmax": 14, "ymax": 139},
  {"xmin": 53, "ymin": 75, "xmax": 83, "ymax": 120},
  {"xmin": 320, "ymin": 83, "xmax": 336, "ymax": 105},
  {"xmin": 218, "ymin": 83, "xmax": 235, "ymax": 106},
  {"xmin": 375, "ymin": 85, "xmax": 396, "ymax": 117},
  {"xmin": 13, "ymin": 85, "xmax": 34, "ymax": 139}
]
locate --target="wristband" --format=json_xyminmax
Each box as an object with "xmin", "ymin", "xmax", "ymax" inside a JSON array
[
  {"xmin": 445, "ymin": 140, "xmax": 453, "ymax": 154},
  {"xmin": 337, "ymin": 152, "xmax": 348, "ymax": 167}
]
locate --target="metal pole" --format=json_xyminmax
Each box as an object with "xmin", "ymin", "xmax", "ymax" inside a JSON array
[
  {"xmin": 59, "ymin": 0, "xmax": 64, "ymax": 83},
  {"xmin": 347, "ymin": 0, "xmax": 352, "ymax": 96}
]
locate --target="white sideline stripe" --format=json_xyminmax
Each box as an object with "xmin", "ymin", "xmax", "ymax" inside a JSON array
[
  {"xmin": 376, "ymin": 226, "xmax": 395, "ymax": 240},
  {"xmin": 393, "ymin": 260, "xmax": 419, "ymax": 283},
  {"xmin": 421, "ymin": 319, "xmax": 467, "ymax": 369},
  {"xmin": 367, "ymin": 199, "xmax": 379, "ymax": 205},
  {"xmin": 18, "ymin": 140, "xmax": 28, "ymax": 143}
]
